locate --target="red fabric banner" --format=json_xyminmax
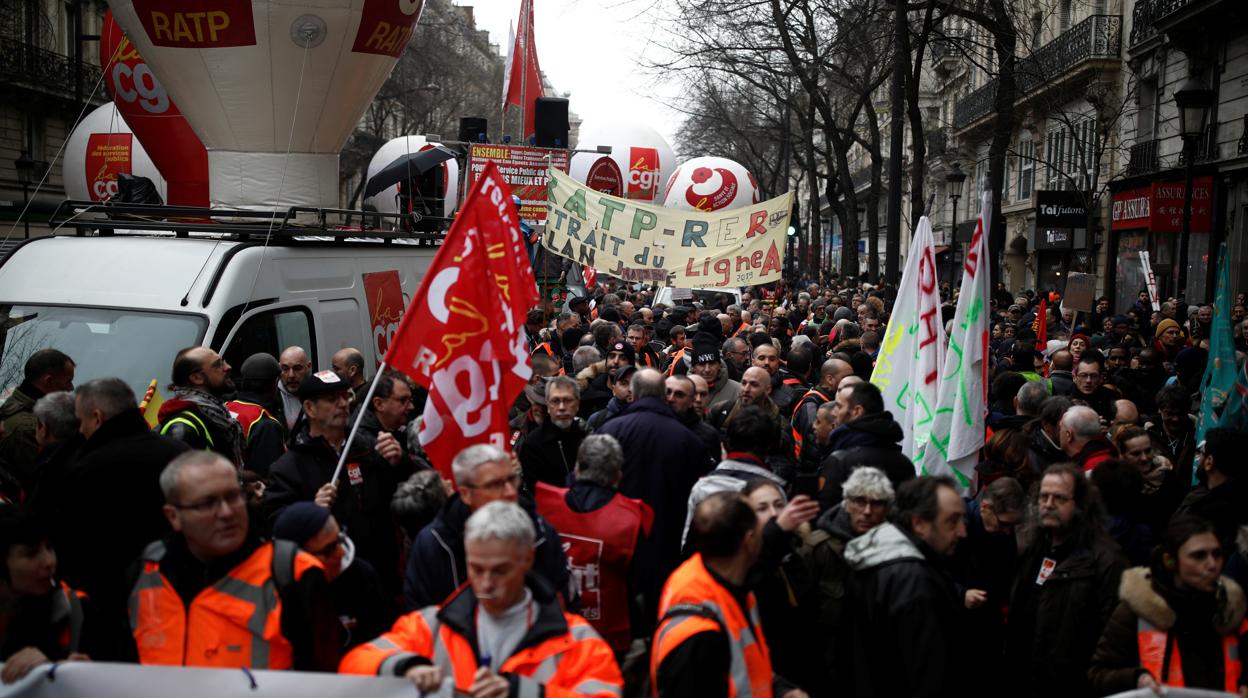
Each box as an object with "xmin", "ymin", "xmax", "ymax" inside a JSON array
[
  {"xmin": 502, "ymin": 0, "xmax": 543, "ymax": 138},
  {"xmin": 384, "ymin": 162, "xmax": 540, "ymax": 480}
]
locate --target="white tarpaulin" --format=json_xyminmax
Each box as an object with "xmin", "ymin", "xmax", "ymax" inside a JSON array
[{"xmin": 0, "ymin": 662, "xmax": 445, "ymax": 698}]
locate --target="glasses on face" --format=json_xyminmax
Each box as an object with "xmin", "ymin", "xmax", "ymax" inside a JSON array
[
  {"xmin": 176, "ymin": 488, "xmax": 246, "ymax": 514},
  {"xmin": 547, "ymin": 396, "xmax": 577, "ymax": 406},
  {"xmin": 847, "ymin": 496, "xmax": 889, "ymax": 509},
  {"xmin": 388, "ymin": 394, "xmax": 414, "ymax": 405},
  {"xmin": 466, "ymin": 472, "xmax": 522, "ymax": 495},
  {"xmin": 309, "ymin": 528, "xmax": 348, "ymax": 557},
  {"xmin": 1075, "ymin": 372, "xmax": 1101, "ymax": 381}
]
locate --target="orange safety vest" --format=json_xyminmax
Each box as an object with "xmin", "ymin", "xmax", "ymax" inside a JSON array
[
  {"xmin": 129, "ymin": 540, "xmax": 320, "ymax": 669},
  {"xmin": 1137, "ymin": 616, "xmax": 1248, "ymax": 692},
  {"xmin": 650, "ymin": 553, "xmax": 773, "ymax": 698},
  {"xmin": 665, "ymin": 349, "xmax": 687, "ymax": 377},
  {"xmin": 225, "ymin": 400, "xmax": 276, "ymax": 441},
  {"xmin": 789, "ymin": 388, "xmax": 829, "ymax": 459},
  {"xmin": 340, "ymin": 586, "xmax": 623, "ymax": 696},
  {"xmin": 534, "ymin": 482, "xmax": 653, "ymax": 652}
]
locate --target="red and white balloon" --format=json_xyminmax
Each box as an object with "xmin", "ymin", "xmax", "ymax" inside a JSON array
[
  {"xmin": 662, "ymin": 156, "xmax": 759, "ymax": 212},
  {"xmin": 64, "ymin": 102, "xmax": 167, "ymax": 203}
]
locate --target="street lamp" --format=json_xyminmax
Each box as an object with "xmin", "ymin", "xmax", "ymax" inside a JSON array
[
  {"xmin": 1173, "ymin": 74, "xmax": 1214, "ymax": 301},
  {"xmin": 945, "ymin": 162, "xmax": 967, "ymax": 290},
  {"xmin": 13, "ymin": 152, "xmax": 35, "ymax": 240}
]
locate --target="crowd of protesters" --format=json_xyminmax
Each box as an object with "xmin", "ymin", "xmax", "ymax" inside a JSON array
[{"xmin": 0, "ymin": 272, "xmax": 1245, "ymax": 698}]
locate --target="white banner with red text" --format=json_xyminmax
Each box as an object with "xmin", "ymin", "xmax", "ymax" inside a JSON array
[{"xmin": 543, "ymin": 168, "xmax": 790, "ymax": 288}]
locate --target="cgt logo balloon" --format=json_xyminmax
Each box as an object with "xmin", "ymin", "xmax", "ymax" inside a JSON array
[
  {"xmin": 662, "ymin": 156, "xmax": 760, "ymax": 213},
  {"xmin": 626, "ymin": 147, "xmax": 661, "ymax": 201}
]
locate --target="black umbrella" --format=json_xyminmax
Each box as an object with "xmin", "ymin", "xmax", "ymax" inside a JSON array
[{"xmin": 363, "ymin": 145, "xmax": 456, "ymax": 200}]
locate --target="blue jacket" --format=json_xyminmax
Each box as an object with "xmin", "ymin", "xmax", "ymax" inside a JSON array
[{"xmin": 403, "ymin": 494, "xmax": 571, "ymax": 611}]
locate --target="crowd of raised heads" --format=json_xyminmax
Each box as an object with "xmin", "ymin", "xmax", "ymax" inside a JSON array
[{"xmin": 0, "ymin": 271, "xmax": 1245, "ymax": 698}]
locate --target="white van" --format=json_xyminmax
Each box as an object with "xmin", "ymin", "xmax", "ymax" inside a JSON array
[
  {"xmin": 0, "ymin": 209, "xmax": 439, "ymax": 398},
  {"xmin": 653, "ymin": 286, "xmax": 742, "ymax": 310}
]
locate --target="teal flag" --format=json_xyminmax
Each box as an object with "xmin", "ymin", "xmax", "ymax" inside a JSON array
[{"xmin": 1194, "ymin": 242, "xmax": 1236, "ymax": 484}]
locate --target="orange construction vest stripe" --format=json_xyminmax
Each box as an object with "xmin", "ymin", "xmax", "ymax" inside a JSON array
[
  {"xmin": 129, "ymin": 540, "xmax": 319, "ymax": 669},
  {"xmin": 789, "ymin": 389, "xmax": 828, "ymax": 459},
  {"xmin": 1137, "ymin": 615, "xmax": 1248, "ymax": 692},
  {"xmin": 340, "ymin": 597, "xmax": 623, "ymax": 696},
  {"xmin": 650, "ymin": 553, "xmax": 773, "ymax": 698},
  {"xmin": 665, "ymin": 349, "xmax": 686, "ymax": 377}
]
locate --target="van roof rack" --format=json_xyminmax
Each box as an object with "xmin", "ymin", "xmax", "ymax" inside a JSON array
[{"xmin": 47, "ymin": 200, "xmax": 450, "ymax": 244}]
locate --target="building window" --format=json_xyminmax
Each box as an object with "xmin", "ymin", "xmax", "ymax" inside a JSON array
[
  {"xmin": 1060, "ymin": 0, "xmax": 1072, "ymax": 32},
  {"xmin": 1017, "ymin": 133, "xmax": 1035, "ymax": 201},
  {"xmin": 1045, "ymin": 127, "xmax": 1066, "ymax": 190},
  {"xmin": 1031, "ymin": 12, "xmax": 1043, "ymax": 49}
]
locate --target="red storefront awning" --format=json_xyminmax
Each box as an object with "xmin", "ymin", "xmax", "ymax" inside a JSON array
[{"xmin": 1110, "ymin": 176, "xmax": 1212, "ymax": 233}]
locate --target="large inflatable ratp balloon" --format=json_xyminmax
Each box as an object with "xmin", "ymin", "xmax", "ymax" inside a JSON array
[
  {"xmin": 569, "ymin": 121, "xmax": 675, "ymax": 204},
  {"xmin": 100, "ymin": 10, "xmax": 208, "ymax": 207},
  {"xmin": 662, "ymin": 156, "xmax": 760, "ymax": 212},
  {"xmin": 106, "ymin": 0, "xmax": 426, "ymax": 209},
  {"xmin": 64, "ymin": 102, "xmax": 168, "ymax": 203}
]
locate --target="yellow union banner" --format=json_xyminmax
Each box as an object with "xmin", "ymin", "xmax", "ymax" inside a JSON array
[{"xmin": 543, "ymin": 168, "xmax": 791, "ymax": 288}]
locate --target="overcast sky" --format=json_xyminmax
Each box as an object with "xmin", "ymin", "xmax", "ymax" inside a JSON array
[{"xmin": 461, "ymin": 0, "xmax": 683, "ymax": 151}]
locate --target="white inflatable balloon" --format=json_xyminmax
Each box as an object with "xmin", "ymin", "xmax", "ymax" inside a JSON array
[
  {"xmin": 363, "ymin": 136, "xmax": 459, "ymax": 218},
  {"xmin": 64, "ymin": 102, "xmax": 168, "ymax": 203},
  {"xmin": 107, "ymin": 0, "xmax": 426, "ymax": 209},
  {"xmin": 569, "ymin": 121, "xmax": 675, "ymax": 204},
  {"xmin": 662, "ymin": 156, "xmax": 760, "ymax": 212}
]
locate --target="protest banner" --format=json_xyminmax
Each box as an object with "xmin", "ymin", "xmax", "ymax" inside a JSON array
[
  {"xmin": 870, "ymin": 216, "xmax": 945, "ymax": 462},
  {"xmin": 920, "ymin": 192, "xmax": 992, "ymax": 491},
  {"xmin": 467, "ymin": 143, "xmax": 569, "ymax": 222},
  {"xmin": 1063, "ymin": 272, "xmax": 1097, "ymax": 313},
  {"xmin": 543, "ymin": 168, "xmax": 791, "ymax": 288},
  {"xmin": 1, "ymin": 662, "xmax": 424, "ymax": 698}
]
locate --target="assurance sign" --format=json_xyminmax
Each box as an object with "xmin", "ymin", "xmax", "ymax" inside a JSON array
[{"xmin": 544, "ymin": 168, "xmax": 791, "ymax": 288}]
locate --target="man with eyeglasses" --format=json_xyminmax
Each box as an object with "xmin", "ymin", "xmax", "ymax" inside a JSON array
[
  {"xmin": 1071, "ymin": 352, "xmax": 1120, "ymax": 421},
  {"xmin": 274, "ymin": 502, "xmax": 391, "ymax": 651},
  {"xmin": 403, "ymin": 444, "xmax": 571, "ymax": 612},
  {"xmin": 1005, "ymin": 463, "xmax": 1126, "ymax": 696},
  {"xmin": 265, "ymin": 370, "xmax": 410, "ymax": 605},
  {"xmin": 129, "ymin": 451, "xmax": 340, "ymax": 670},
  {"xmin": 515, "ymin": 375, "xmax": 588, "ymax": 491},
  {"xmin": 799, "ymin": 467, "xmax": 894, "ymax": 686},
  {"xmin": 157, "ymin": 345, "xmax": 244, "ymax": 467}
]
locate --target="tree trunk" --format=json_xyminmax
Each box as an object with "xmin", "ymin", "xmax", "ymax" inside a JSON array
[
  {"xmin": 885, "ymin": 0, "xmax": 907, "ymax": 285},
  {"xmin": 987, "ymin": 11, "xmax": 1016, "ymax": 290}
]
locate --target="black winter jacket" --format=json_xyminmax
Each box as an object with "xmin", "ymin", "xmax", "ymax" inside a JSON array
[
  {"xmin": 515, "ymin": 418, "xmax": 589, "ymax": 491},
  {"xmin": 818, "ymin": 412, "xmax": 914, "ymax": 509}
]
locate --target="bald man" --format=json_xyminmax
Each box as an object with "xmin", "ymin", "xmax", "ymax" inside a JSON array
[
  {"xmin": 332, "ymin": 347, "xmax": 368, "ymax": 413},
  {"xmin": 278, "ymin": 346, "xmax": 313, "ymax": 429},
  {"xmin": 792, "ymin": 358, "xmax": 854, "ymax": 470}
]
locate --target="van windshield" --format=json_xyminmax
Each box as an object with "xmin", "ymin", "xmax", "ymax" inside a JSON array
[{"xmin": 0, "ymin": 305, "xmax": 206, "ymax": 400}]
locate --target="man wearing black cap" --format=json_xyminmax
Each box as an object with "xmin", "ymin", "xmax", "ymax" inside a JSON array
[
  {"xmin": 264, "ymin": 370, "xmax": 408, "ymax": 601},
  {"xmin": 273, "ymin": 502, "xmax": 393, "ymax": 650},
  {"xmin": 226, "ymin": 352, "xmax": 287, "ymax": 475},
  {"xmin": 690, "ymin": 332, "xmax": 741, "ymax": 413},
  {"xmin": 578, "ymin": 340, "xmax": 636, "ymax": 419}
]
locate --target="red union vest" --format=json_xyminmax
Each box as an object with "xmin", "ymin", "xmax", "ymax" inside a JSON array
[
  {"xmin": 1137, "ymin": 615, "xmax": 1248, "ymax": 691},
  {"xmin": 534, "ymin": 482, "xmax": 652, "ymax": 652},
  {"xmin": 225, "ymin": 400, "xmax": 274, "ymax": 441}
]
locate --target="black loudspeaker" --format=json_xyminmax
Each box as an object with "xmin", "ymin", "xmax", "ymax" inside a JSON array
[
  {"xmin": 535, "ymin": 97, "xmax": 569, "ymax": 148},
  {"xmin": 458, "ymin": 117, "xmax": 488, "ymax": 143}
]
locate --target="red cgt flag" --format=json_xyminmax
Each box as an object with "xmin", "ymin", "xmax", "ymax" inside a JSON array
[
  {"xmin": 502, "ymin": 0, "xmax": 544, "ymax": 138},
  {"xmin": 385, "ymin": 161, "xmax": 540, "ymax": 481}
]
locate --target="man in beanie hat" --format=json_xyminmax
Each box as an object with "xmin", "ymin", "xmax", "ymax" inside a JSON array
[
  {"xmin": 264, "ymin": 370, "xmax": 408, "ymax": 600},
  {"xmin": 588, "ymin": 364, "xmax": 636, "ymax": 430},
  {"xmin": 226, "ymin": 352, "xmax": 287, "ymax": 475},
  {"xmin": 274, "ymin": 502, "xmax": 393, "ymax": 650},
  {"xmin": 690, "ymin": 332, "xmax": 740, "ymax": 413},
  {"xmin": 1152, "ymin": 317, "xmax": 1188, "ymax": 364}
]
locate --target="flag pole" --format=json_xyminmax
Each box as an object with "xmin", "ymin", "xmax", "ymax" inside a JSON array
[
  {"xmin": 330, "ymin": 361, "xmax": 389, "ymax": 486},
  {"xmin": 519, "ymin": 0, "xmax": 528, "ymax": 142}
]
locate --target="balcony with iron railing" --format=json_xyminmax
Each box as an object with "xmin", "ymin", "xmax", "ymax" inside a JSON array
[
  {"xmin": 953, "ymin": 15, "xmax": 1122, "ymax": 130},
  {"xmin": 1126, "ymin": 139, "xmax": 1160, "ymax": 176},
  {"xmin": 1130, "ymin": 0, "xmax": 1232, "ymax": 48},
  {"xmin": 0, "ymin": 36, "xmax": 104, "ymax": 103}
]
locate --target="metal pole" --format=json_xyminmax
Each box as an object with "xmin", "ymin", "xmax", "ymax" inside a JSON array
[
  {"xmin": 518, "ymin": 0, "xmax": 529, "ymax": 142},
  {"xmin": 21, "ymin": 183, "xmax": 29, "ymax": 239},
  {"xmin": 330, "ymin": 362, "xmax": 389, "ymax": 485},
  {"xmin": 1177, "ymin": 138, "xmax": 1194, "ymax": 301},
  {"xmin": 948, "ymin": 193, "xmax": 959, "ymax": 291}
]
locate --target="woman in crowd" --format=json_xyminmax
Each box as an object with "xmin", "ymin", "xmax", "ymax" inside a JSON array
[{"xmin": 1089, "ymin": 515, "xmax": 1248, "ymax": 695}]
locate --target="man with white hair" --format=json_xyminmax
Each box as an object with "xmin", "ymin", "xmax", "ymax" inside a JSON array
[
  {"xmin": 800, "ymin": 467, "xmax": 895, "ymax": 685},
  {"xmin": 343, "ymin": 501, "xmax": 624, "ymax": 695},
  {"xmin": 1059, "ymin": 405, "xmax": 1115, "ymax": 472},
  {"xmin": 403, "ymin": 444, "xmax": 571, "ymax": 611}
]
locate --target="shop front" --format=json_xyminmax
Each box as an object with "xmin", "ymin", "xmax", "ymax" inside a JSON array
[
  {"xmin": 1109, "ymin": 176, "xmax": 1213, "ymax": 311},
  {"xmin": 1032, "ymin": 191, "xmax": 1091, "ymax": 294}
]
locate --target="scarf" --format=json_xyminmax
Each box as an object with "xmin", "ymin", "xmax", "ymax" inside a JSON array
[{"xmin": 172, "ymin": 387, "xmax": 245, "ymax": 467}]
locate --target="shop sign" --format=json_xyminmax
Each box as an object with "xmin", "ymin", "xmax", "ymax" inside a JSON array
[
  {"xmin": 1034, "ymin": 227, "xmax": 1073, "ymax": 250},
  {"xmin": 1035, "ymin": 190, "xmax": 1088, "ymax": 228},
  {"xmin": 1111, "ymin": 176, "xmax": 1212, "ymax": 233}
]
